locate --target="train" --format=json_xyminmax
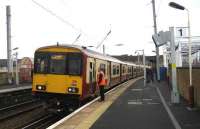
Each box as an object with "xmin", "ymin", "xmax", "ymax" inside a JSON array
[{"xmin": 32, "ymin": 44, "xmax": 145, "ymax": 110}]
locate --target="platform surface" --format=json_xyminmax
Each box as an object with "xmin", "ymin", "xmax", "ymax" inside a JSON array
[
  {"xmin": 50, "ymin": 78, "xmax": 200, "ymax": 129},
  {"xmin": 0, "ymin": 83, "xmax": 31, "ymax": 94},
  {"xmin": 91, "ymin": 80, "xmax": 175, "ymax": 129}
]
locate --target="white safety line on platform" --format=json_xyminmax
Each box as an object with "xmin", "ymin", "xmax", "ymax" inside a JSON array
[
  {"xmin": 0, "ymin": 86, "xmax": 31, "ymax": 94},
  {"xmin": 147, "ymin": 102, "xmax": 160, "ymax": 105},
  {"xmin": 142, "ymin": 98, "xmax": 153, "ymax": 101},
  {"xmin": 47, "ymin": 80, "xmax": 132, "ymax": 129},
  {"xmin": 128, "ymin": 101, "xmax": 143, "ymax": 105},
  {"xmin": 131, "ymin": 88, "xmax": 143, "ymax": 91},
  {"xmin": 156, "ymin": 87, "xmax": 182, "ymax": 129}
]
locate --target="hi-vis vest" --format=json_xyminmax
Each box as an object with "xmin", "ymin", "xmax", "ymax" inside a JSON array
[{"xmin": 98, "ymin": 71, "xmax": 106, "ymax": 86}]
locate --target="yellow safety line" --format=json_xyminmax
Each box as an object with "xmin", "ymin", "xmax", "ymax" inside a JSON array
[{"xmin": 75, "ymin": 101, "xmax": 113, "ymax": 129}]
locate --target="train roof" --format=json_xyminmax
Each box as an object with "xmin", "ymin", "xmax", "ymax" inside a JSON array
[
  {"xmin": 36, "ymin": 44, "xmax": 125, "ymax": 64},
  {"xmin": 123, "ymin": 61, "xmax": 137, "ymax": 66}
]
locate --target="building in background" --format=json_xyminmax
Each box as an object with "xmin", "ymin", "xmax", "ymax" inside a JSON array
[
  {"xmin": 0, "ymin": 57, "xmax": 33, "ymax": 85},
  {"xmin": 19, "ymin": 57, "xmax": 33, "ymax": 83}
]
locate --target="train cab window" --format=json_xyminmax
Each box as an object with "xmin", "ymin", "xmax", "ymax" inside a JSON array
[
  {"xmin": 34, "ymin": 53, "xmax": 48, "ymax": 73},
  {"xmin": 50, "ymin": 54, "xmax": 66, "ymax": 74},
  {"xmin": 67, "ymin": 53, "xmax": 82, "ymax": 75}
]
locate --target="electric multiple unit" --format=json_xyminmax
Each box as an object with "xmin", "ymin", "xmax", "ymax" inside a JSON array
[{"xmin": 32, "ymin": 44, "xmax": 144, "ymax": 109}]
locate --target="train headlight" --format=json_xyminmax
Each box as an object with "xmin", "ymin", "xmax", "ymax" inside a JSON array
[
  {"xmin": 68, "ymin": 88, "xmax": 72, "ymax": 92},
  {"xmin": 68, "ymin": 87, "xmax": 78, "ymax": 93},
  {"xmin": 38, "ymin": 86, "xmax": 42, "ymax": 90},
  {"xmin": 36, "ymin": 85, "xmax": 46, "ymax": 91}
]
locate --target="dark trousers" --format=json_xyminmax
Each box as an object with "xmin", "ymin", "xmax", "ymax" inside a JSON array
[{"xmin": 99, "ymin": 86, "xmax": 105, "ymax": 101}]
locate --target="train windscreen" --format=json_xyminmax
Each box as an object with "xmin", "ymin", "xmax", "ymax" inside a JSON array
[
  {"xmin": 34, "ymin": 52, "xmax": 82, "ymax": 75},
  {"xmin": 50, "ymin": 54, "xmax": 66, "ymax": 74},
  {"xmin": 34, "ymin": 53, "xmax": 48, "ymax": 73},
  {"xmin": 67, "ymin": 53, "xmax": 82, "ymax": 75}
]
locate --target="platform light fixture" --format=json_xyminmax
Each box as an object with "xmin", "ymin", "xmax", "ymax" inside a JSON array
[{"xmin": 169, "ymin": 2, "xmax": 193, "ymax": 107}]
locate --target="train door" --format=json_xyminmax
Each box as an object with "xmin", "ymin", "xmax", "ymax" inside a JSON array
[
  {"xmin": 120, "ymin": 64, "xmax": 122, "ymax": 82},
  {"xmin": 89, "ymin": 60, "xmax": 96, "ymax": 94},
  {"xmin": 107, "ymin": 61, "xmax": 111, "ymax": 87},
  {"xmin": 131, "ymin": 66, "xmax": 133, "ymax": 78}
]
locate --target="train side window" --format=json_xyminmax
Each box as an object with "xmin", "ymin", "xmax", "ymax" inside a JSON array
[
  {"xmin": 90, "ymin": 62, "xmax": 93, "ymax": 69},
  {"xmin": 116, "ymin": 65, "xmax": 119, "ymax": 75},
  {"xmin": 122, "ymin": 66, "xmax": 125, "ymax": 74},
  {"xmin": 128, "ymin": 67, "xmax": 131, "ymax": 73},
  {"xmin": 113, "ymin": 65, "xmax": 116, "ymax": 75},
  {"xmin": 89, "ymin": 62, "xmax": 95, "ymax": 79},
  {"xmin": 100, "ymin": 63, "xmax": 106, "ymax": 74},
  {"xmin": 93, "ymin": 63, "xmax": 95, "ymax": 78}
]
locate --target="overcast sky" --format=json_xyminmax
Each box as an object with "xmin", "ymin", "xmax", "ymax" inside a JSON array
[{"xmin": 0, "ymin": 0, "xmax": 200, "ymax": 58}]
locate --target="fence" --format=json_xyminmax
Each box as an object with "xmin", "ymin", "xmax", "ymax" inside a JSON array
[{"xmin": 177, "ymin": 67, "xmax": 200, "ymax": 106}]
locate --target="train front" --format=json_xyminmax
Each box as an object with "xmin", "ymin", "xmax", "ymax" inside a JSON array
[{"xmin": 32, "ymin": 46, "xmax": 84, "ymax": 109}]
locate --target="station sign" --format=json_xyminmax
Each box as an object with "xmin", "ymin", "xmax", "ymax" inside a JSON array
[
  {"xmin": 175, "ymin": 27, "xmax": 188, "ymax": 38},
  {"xmin": 152, "ymin": 31, "xmax": 171, "ymax": 47}
]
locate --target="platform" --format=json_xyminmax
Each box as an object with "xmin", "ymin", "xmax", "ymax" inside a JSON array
[
  {"xmin": 48, "ymin": 78, "xmax": 200, "ymax": 129},
  {"xmin": 0, "ymin": 83, "xmax": 31, "ymax": 94}
]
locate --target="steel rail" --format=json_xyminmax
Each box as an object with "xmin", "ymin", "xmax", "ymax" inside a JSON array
[{"xmin": 0, "ymin": 103, "xmax": 43, "ymax": 121}]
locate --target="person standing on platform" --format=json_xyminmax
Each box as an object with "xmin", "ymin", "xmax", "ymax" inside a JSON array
[
  {"xmin": 97, "ymin": 68, "xmax": 106, "ymax": 102},
  {"xmin": 150, "ymin": 68, "xmax": 154, "ymax": 82}
]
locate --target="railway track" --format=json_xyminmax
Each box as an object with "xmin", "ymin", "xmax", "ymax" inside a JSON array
[
  {"xmin": 0, "ymin": 97, "xmax": 67, "ymax": 129},
  {"xmin": 0, "ymin": 99, "xmax": 45, "ymax": 129},
  {"xmin": 0, "ymin": 99, "xmax": 39, "ymax": 112},
  {"xmin": 0, "ymin": 99, "xmax": 42, "ymax": 121},
  {"xmin": 21, "ymin": 114, "xmax": 64, "ymax": 129},
  {"xmin": 0, "ymin": 88, "xmax": 32, "ymax": 109},
  {"xmin": 0, "ymin": 103, "xmax": 42, "ymax": 121}
]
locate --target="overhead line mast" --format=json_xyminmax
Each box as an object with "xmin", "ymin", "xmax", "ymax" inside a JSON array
[
  {"xmin": 152, "ymin": 0, "xmax": 160, "ymax": 81},
  {"xmin": 6, "ymin": 5, "xmax": 12, "ymax": 84}
]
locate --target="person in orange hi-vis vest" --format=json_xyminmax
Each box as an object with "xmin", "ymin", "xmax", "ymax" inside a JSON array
[{"xmin": 97, "ymin": 68, "xmax": 106, "ymax": 101}]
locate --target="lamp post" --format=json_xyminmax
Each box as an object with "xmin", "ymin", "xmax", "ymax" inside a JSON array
[
  {"xmin": 169, "ymin": 2, "xmax": 193, "ymax": 107},
  {"xmin": 152, "ymin": 0, "xmax": 160, "ymax": 82},
  {"xmin": 135, "ymin": 51, "xmax": 140, "ymax": 65},
  {"xmin": 135, "ymin": 50, "xmax": 146, "ymax": 86}
]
